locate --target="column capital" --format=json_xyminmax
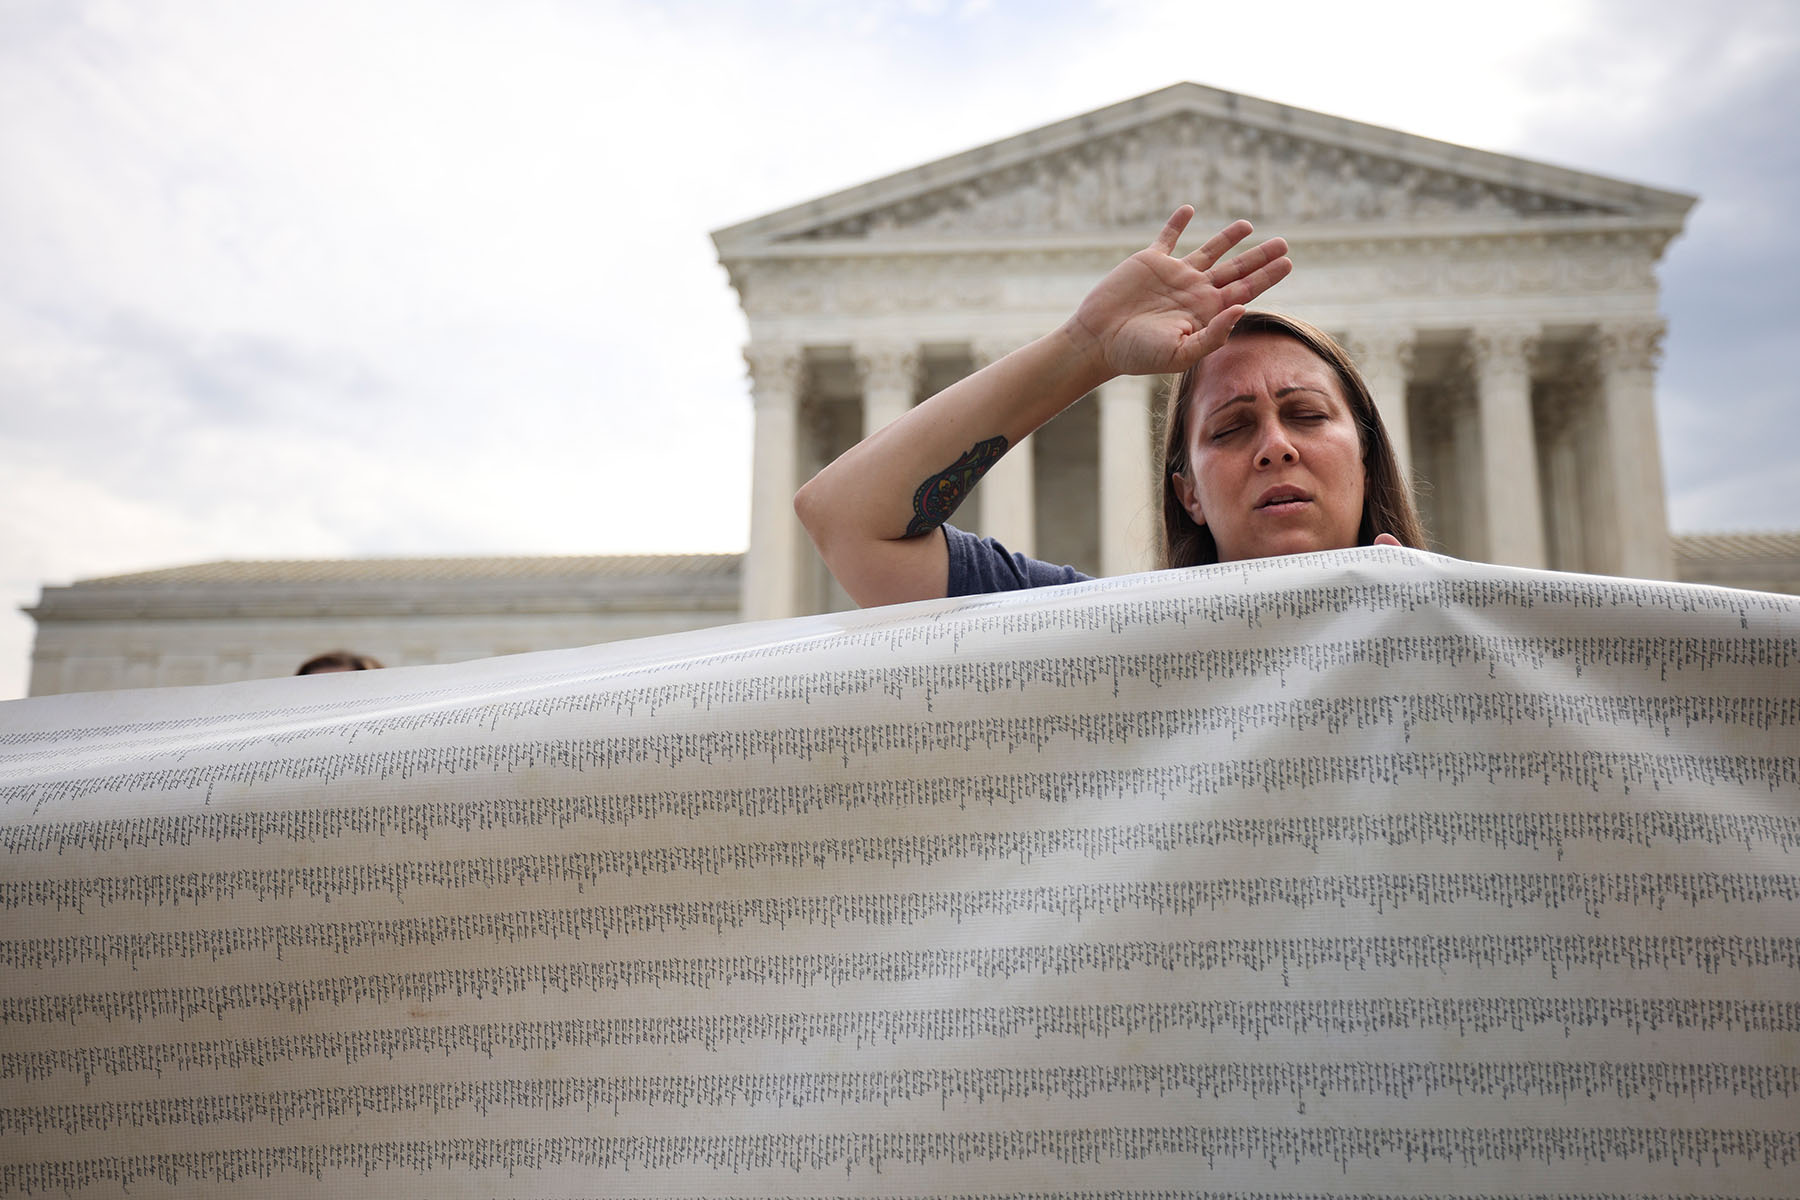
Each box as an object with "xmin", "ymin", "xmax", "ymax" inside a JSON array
[
  {"xmin": 1466, "ymin": 323, "xmax": 1542, "ymax": 388},
  {"xmin": 1340, "ymin": 325, "xmax": 1416, "ymax": 372},
  {"xmin": 1591, "ymin": 320, "xmax": 1666, "ymax": 375},
  {"xmin": 743, "ymin": 343, "xmax": 804, "ymax": 407},
  {"xmin": 852, "ymin": 341, "xmax": 922, "ymax": 394}
]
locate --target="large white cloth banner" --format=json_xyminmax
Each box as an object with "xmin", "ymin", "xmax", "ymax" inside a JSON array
[{"xmin": 1, "ymin": 548, "xmax": 1796, "ymax": 1198}]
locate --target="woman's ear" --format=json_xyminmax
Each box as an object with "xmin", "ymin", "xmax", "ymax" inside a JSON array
[{"xmin": 1171, "ymin": 472, "xmax": 1206, "ymax": 528}]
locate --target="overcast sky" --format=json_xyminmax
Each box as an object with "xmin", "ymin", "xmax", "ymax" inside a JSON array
[{"xmin": 2, "ymin": 0, "xmax": 1797, "ymax": 700}]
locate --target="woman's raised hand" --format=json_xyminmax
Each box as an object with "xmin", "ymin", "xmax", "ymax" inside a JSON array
[
  {"xmin": 795, "ymin": 208, "xmax": 1292, "ymax": 608},
  {"xmin": 1064, "ymin": 207, "xmax": 1292, "ymax": 379}
]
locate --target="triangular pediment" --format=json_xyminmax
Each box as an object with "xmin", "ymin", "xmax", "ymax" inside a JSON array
[{"xmin": 713, "ymin": 83, "xmax": 1693, "ymax": 254}]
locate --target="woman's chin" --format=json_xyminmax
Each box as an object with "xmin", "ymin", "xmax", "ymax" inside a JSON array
[{"xmin": 1219, "ymin": 528, "xmax": 1363, "ymax": 563}]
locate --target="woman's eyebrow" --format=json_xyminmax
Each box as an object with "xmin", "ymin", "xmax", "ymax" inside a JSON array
[
  {"xmin": 1206, "ymin": 384, "xmax": 1332, "ymax": 419},
  {"xmin": 1199, "ymin": 394, "xmax": 1258, "ymax": 424}
]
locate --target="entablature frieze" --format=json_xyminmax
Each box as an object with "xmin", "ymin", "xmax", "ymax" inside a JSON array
[
  {"xmin": 727, "ymin": 229, "xmax": 1671, "ymax": 328},
  {"xmin": 27, "ymin": 578, "xmax": 744, "ymax": 623},
  {"xmin": 722, "ymin": 215, "xmax": 1683, "ymax": 266}
]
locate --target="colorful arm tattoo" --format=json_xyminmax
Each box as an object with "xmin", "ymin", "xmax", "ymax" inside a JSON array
[{"xmin": 904, "ymin": 435, "xmax": 1008, "ymax": 538}]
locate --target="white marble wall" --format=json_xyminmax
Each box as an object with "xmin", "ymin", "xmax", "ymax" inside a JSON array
[
  {"xmin": 24, "ymin": 562, "xmax": 740, "ymax": 697},
  {"xmin": 27, "ymin": 610, "xmax": 734, "ymax": 697}
]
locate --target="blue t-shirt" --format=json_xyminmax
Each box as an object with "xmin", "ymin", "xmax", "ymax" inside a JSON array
[{"xmin": 942, "ymin": 524, "xmax": 1091, "ymax": 596}]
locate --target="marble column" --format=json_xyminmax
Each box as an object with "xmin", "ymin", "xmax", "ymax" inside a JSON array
[
  {"xmin": 1533, "ymin": 377, "xmax": 1588, "ymax": 573},
  {"xmin": 1096, "ymin": 374, "xmax": 1156, "ymax": 575},
  {"xmin": 1342, "ymin": 326, "xmax": 1415, "ymax": 478},
  {"xmin": 969, "ymin": 336, "xmax": 1036, "ymax": 555},
  {"xmin": 742, "ymin": 343, "xmax": 805, "ymax": 622},
  {"xmin": 1468, "ymin": 324, "xmax": 1546, "ymax": 568},
  {"xmin": 854, "ymin": 342, "xmax": 921, "ymax": 438},
  {"xmin": 1594, "ymin": 320, "xmax": 1674, "ymax": 579},
  {"xmin": 25, "ymin": 651, "xmax": 63, "ymax": 698}
]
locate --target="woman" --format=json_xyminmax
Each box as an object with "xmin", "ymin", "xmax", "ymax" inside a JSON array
[{"xmin": 794, "ymin": 207, "xmax": 1424, "ymax": 605}]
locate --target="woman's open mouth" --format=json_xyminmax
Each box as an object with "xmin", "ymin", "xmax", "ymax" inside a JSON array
[{"xmin": 1256, "ymin": 486, "xmax": 1312, "ymax": 511}]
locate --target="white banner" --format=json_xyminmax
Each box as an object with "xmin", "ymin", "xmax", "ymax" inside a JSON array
[{"xmin": 2, "ymin": 547, "xmax": 1796, "ymax": 1197}]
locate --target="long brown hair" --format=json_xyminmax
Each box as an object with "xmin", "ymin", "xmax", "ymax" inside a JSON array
[{"xmin": 1159, "ymin": 311, "xmax": 1426, "ymax": 568}]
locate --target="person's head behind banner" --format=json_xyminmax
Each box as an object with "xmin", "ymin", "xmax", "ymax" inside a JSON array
[{"xmin": 296, "ymin": 650, "xmax": 384, "ymax": 676}]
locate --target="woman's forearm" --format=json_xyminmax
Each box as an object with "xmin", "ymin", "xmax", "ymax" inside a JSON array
[{"xmin": 794, "ymin": 321, "xmax": 1112, "ymax": 606}]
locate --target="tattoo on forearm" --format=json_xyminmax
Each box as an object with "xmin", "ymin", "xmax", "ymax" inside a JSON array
[{"xmin": 905, "ymin": 435, "xmax": 1008, "ymax": 537}]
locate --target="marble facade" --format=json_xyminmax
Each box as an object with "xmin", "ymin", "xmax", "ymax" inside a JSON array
[{"xmin": 712, "ymin": 82, "xmax": 1697, "ymax": 620}]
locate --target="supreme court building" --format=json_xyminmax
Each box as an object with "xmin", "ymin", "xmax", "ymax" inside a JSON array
[
  {"xmin": 716, "ymin": 82, "xmax": 1698, "ymax": 621},
  {"xmin": 22, "ymin": 84, "xmax": 1800, "ymax": 696}
]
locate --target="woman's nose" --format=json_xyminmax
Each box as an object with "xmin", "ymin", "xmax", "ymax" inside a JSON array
[{"xmin": 1255, "ymin": 426, "xmax": 1298, "ymax": 467}]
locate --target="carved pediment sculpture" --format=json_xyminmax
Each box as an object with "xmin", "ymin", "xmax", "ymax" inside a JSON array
[
  {"xmin": 714, "ymin": 83, "xmax": 1694, "ymax": 253},
  {"xmin": 798, "ymin": 115, "xmax": 1608, "ymax": 240}
]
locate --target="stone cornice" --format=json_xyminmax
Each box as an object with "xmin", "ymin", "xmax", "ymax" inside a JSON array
[
  {"xmin": 721, "ymin": 214, "xmax": 1687, "ymax": 266},
  {"xmin": 26, "ymin": 569, "xmax": 745, "ymax": 623}
]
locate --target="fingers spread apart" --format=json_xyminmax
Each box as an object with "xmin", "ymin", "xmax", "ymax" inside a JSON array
[
  {"xmin": 1214, "ymin": 247, "xmax": 1293, "ymax": 308},
  {"xmin": 1150, "ymin": 206, "xmax": 1196, "ymax": 256},
  {"xmin": 1181, "ymin": 219, "xmax": 1256, "ymax": 271}
]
